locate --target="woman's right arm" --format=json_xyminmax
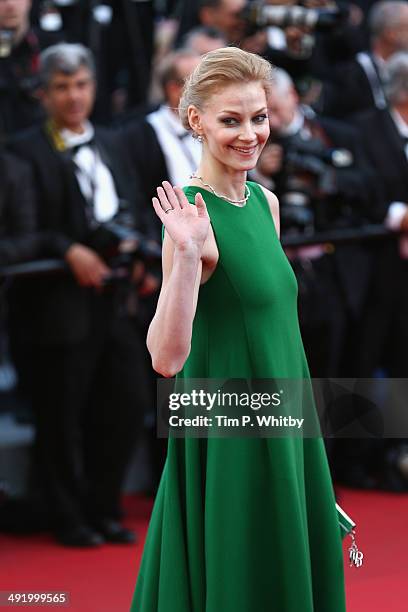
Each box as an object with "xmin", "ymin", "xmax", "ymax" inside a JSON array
[{"xmin": 146, "ymin": 182, "xmax": 210, "ymax": 377}]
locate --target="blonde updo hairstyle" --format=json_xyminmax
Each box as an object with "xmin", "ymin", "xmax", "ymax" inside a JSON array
[{"xmin": 179, "ymin": 46, "xmax": 274, "ymax": 136}]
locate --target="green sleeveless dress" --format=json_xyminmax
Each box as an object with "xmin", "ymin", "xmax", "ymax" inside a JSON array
[{"xmin": 131, "ymin": 182, "xmax": 346, "ymax": 612}]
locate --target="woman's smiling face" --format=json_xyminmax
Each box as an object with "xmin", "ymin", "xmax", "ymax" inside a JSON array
[{"xmin": 189, "ymin": 81, "xmax": 270, "ymax": 171}]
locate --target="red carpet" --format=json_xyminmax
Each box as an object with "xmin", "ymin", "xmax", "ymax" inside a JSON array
[
  {"xmin": 0, "ymin": 488, "xmax": 407, "ymax": 611},
  {"xmin": 336, "ymin": 487, "xmax": 408, "ymax": 611}
]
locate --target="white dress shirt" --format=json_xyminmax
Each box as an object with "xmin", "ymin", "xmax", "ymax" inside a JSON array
[
  {"xmin": 146, "ymin": 105, "xmax": 201, "ymax": 186},
  {"xmin": 60, "ymin": 121, "xmax": 119, "ymax": 223}
]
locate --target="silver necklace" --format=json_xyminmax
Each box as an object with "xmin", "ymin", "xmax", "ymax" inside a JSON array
[{"xmin": 190, "ymin": 173, "xmax": 250, "ymax": 207}]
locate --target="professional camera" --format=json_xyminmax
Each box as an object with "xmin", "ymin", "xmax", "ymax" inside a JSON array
[
  {"xmin": 277, "ymin": 133, "xmax": 354, "ymax": 234},
  {"xmin": 102, "ymin": 226, "xmax": 161, "ymax": 287},
  {"xmin": 240, "ymin": 1, "xmax": 347, "ymax": 32},
  {"xmin": 87, "ymin": 207, "xmax": 161, "ymax": 286},
  {"xmin": 239, "ymin": 1, "xmax": 348, "ymax": 56}
]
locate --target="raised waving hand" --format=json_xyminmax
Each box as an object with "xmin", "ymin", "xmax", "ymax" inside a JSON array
[{"xmin": 152, "ymin": 181, "xmax": 210, "ymax": 256}]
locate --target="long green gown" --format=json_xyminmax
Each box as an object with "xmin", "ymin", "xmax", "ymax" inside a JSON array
[{"xmin": 131, "ymin": 182, "xmax": 346, "ymax": 611}]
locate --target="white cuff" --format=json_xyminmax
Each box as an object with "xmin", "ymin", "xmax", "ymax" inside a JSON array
[{"xmin": 385, "ymin": 202, "xmax": 408, "ymax": 231}]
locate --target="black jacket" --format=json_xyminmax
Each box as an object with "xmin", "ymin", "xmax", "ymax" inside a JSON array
[
  {"xmin": 353, "ymin": 108, "xmax": 408, "ymax": 222},
  {"xmin": 274, "ymin": 114, "xmax": 375, "ymax": 225},
  {"xmin": 320, "ymin": 55, "xmax": 384, "ymax": 119},
  {"xmin": 352, "ymin": 107, "xmax": 408, "ymax": 375},
  {"xmin": 274, "ymin": 114, "xmax": 375, "ymax": 318},
  {"xmin": 120, "ymin": 116, "xmax": 169, "ymax": 241},
  {"xmin": 0, "ymin": 151, "xmax": 43, "ymax": 266},
  {"xmin": 9, "ymin": 123, "xmax": 151, "ymax": 344},
  {"xmin": 0, "ymin": 28, "xmax": 62, "ymax": 141}
]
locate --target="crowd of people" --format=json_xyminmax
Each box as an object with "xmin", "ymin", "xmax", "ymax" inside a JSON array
[{"xmin": 1, "ymin": 0, "xmax": 408, "ymax": 546}]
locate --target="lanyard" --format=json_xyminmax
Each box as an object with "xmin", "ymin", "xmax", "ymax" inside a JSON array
[
  {"xmin": 356, "ymin": 52, "xmax": 387, "ymax": 110},
  {"xmin": 71, "ymin": 143, "xmax": 99, "ymax": 227}
]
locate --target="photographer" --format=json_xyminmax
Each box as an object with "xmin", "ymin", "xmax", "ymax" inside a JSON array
[
  {"xmin": 0, "ymin": 149, "xmax": 41, "ymax": 265},
  {"xmin": 320, "ymin": 1, "xmax": 408, "ymax": 118},
  {"xmin": 120, "ymin": 49, "xmax": 202, "ymax": 243},
  {"xmin": 9, "ymin": 43, "xmax": 155, "ymax": 547},
  {"xmin": 255, "ymin": 68, "xmax": 373, "ymax": 376},
  {"xmin": 77, "ymin": 0, "xmax": 155, "ymax": 121},
  {"xmin": 330, "ymin": 52, "xmax": 408, "ymax": 492},
  {"xmin": 176, "ymin": 0, "xmax": 308, "ymax": 79},
  {"xmin": 178, "ymin": 0, "xmax": 357, "ymax": 85},
  {"xmin": 0, "ymin": 0, "xmax": 64, "ymax": 140},
  {"xmin": 353, "ymin": 51, "xmax": 408, "ymax": 378}
]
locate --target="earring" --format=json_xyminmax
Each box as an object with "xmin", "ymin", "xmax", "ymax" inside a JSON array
[{"xmin": 197, "ymin": 134, "xmax": 203, "ymax": 143}]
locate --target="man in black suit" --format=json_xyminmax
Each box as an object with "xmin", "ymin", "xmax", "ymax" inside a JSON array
[
  {"xmin": 321, "ymin": 0, "xmax": 408, "ymax": 118},
  {"xmin": 353, "ymin": 52, "xmax": 408, "ymax": 377},
  {"xmin": 255, "ymin": 68, "xmax": 373, "ymax": 377},
  {"xmin": 192, "ymin": 0, "xmax": 312, "ymax": 80},
  {"xmin": 10, "ymin": 43, "xmax": 153, "ymax": 546},
  {"xmin": 331, "ymin": 51, "xmax": 408, "ymax": 492},
  {"xmin": 121, "ymin": 49, "xmax": 202, "ymax": 242},
  {"xmin": 0, "ymin": 0, "xmax": 65, "ymax": 141},
  {"xmin": 0, "ymin": 150, "xmax": 41, "ymax": 265},
  {"xmin": 0, "ymin": 150, "xmax": 39, "ymax": 421},
  {"xmin": 0, "ymin": 0, "xmax": 43, "ymax": 139}
]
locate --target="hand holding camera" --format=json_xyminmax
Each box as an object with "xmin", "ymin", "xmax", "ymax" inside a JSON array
[{"xmin": 64, "ymin": 243, "xmax": 111, "ymax": 289}]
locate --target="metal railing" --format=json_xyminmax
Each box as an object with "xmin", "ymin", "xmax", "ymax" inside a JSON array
[{"xmin": 0, "ymin": 224, "xmax": 394, "ymax": 279}]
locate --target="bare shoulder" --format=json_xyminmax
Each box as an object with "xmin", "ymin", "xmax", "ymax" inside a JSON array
[{"xmin": 258, "ymin": 184, "xmax": 280, "ymax": 239}]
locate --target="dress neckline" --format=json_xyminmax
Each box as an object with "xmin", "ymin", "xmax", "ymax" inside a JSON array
[{"xmin": 184, "ymin": 182, "xmax": 252, "ymax": 209}]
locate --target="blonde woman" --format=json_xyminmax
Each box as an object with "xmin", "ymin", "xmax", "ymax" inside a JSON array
[{"xmin": 131, "ymin": 47, "xmax": 346, "ymax": 612}]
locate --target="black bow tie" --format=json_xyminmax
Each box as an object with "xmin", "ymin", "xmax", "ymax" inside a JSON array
[{"xmin": 70, "ymin": 138, "xmax": 95, "ymax": 155}]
